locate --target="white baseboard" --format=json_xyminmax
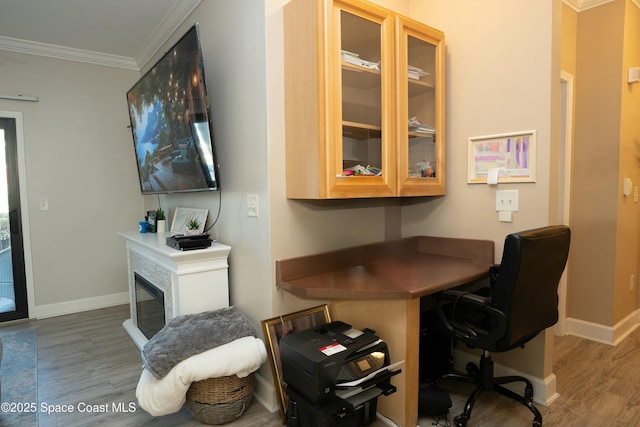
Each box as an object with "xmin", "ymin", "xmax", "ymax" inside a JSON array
[
  {"xmin": 34, "ymin": 292, "xmax": 130, "ymax": 319},
  {"xmin": 564, "ymin": 309, "xmax": 640, "ymax": 346},
  {"xmin": 252, "ymin": 372, "xmax": 279, "ymax": 414},
  {"xmin": 452, "ymin": 349, "xmax": 557, "ymax": 406}
]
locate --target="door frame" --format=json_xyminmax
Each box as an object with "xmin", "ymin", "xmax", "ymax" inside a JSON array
[
  {"xmin": 1, "ymin": 111, "xmax": 35, "ymax": 318},
  {"xmin": 555, "ymin": 71, "xmax": 574, "ymax": 336}
]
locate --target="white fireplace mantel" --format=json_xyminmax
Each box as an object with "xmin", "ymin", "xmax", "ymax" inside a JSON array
[{"xmin": 118, "ymin": 231, "xmax": 231, "ymax": 350}]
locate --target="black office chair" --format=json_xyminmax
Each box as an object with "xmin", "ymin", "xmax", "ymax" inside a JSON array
[{"xmin": 431, "ymin": 225, "xmax": 570, "ymax": 427}]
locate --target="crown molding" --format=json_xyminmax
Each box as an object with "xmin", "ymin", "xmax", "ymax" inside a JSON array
[
  {"xmin": 579, "ymin": 0, "xmax": 616, "ymax": 11},
  {"xmin": 135, "ymin": 0, "xmax": 202, "ymax": 71},
  {"xmin": 563, "ymin": 0, "xmax": 622, "ymax": 12},
  {"xmin": 0, "ymin": 0, "xmax": 201, "ymax": 71},
  {"xmin": 562, "ymin": 0, "xmax": 581, "ymax": 12},
  {"xmin": 0, "ymin": 36, "xmax": 138, "ymax": 70},
  {"xmin": 563, "ymin": 0, "xmax": 578, "ymax": 12}
]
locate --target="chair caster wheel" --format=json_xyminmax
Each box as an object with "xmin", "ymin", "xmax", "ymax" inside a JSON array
[{"xmin": 454, "ymin": 415, "xmax": 469, "ymax": 427}]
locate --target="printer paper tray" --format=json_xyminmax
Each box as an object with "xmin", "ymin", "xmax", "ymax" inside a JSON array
[
  {"xmin": 334, "ymin": 365, "xmax": 402, "ymax": 407},
  {"xmin": 345, "ymin": 386, "xmax": 383, "ymax": 408},
  {"xmin": 335, "ymin": 360, "xmax": 404, "ymax": 388}
]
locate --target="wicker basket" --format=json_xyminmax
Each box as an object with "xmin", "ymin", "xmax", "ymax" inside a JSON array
[{"xmin": 186, "ymin": 373, "xmax": 256, "ymax": 425}]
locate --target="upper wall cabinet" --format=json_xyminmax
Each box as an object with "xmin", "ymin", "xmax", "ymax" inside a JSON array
[{"xmin": 284, "ymin": 0, "xmax": 445, "ymax": 199}]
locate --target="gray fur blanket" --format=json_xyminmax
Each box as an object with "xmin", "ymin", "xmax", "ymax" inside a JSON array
[{"xmin": 142, "ymin": 306, "xmax": 257, "ymax": 379}]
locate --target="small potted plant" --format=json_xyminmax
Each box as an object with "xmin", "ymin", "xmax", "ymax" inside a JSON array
[
  {"xmin": 186, "ymin": 216, "xmax": 200, "ymax": 235},
  {"xmin": 156, "ymin": 209, "xmax": 166, "ymax": 233}
]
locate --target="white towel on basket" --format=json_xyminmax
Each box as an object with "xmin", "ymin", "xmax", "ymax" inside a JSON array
[{"xmin": 136, "ymin": 336, "xmax": 267, "ymax": 416}]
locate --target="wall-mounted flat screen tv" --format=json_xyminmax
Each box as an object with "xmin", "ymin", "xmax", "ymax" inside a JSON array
[{"xmin": 126, "ymin": 24, "xmax": 220, "ymax": 194}]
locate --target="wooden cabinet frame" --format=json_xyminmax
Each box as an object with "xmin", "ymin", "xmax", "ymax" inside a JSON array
[
  {"xmin": 285, "ymin": 0, "xmax": 445, "ymax": 199},
  {"xmin": 396, "ymin": 16, "xmax": 445, "ymax": 196}
]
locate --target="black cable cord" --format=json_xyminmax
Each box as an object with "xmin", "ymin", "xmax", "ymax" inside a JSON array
[
  {"xmin": 204, "ymin": 189, "xmax": 222, "ymax": 233},
  {"xmin": 431, "ymin": 414, "xmax": 452, "ymax": 426},
  {"xmin": 155, "ymin": 190, "xmax": 221, "ymax": 234}
]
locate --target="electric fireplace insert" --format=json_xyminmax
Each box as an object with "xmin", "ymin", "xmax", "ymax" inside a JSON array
[{"xmin": 134, "ymin": 273, "xmax": 165, "ymax": 339}]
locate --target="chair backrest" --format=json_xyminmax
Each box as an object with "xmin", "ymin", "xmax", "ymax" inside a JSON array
[{"xmin": 490, "ymin": 225, "xmax": 570, "ymax": 350}]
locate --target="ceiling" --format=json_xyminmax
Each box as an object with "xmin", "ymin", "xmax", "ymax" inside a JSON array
[
  {"xmin": 0, "ymin": 0, "xmax": 201, "ymax": 70},
  {"xmin": 0, "ymin": 0, "xmax": 632, "ymax": 71}
]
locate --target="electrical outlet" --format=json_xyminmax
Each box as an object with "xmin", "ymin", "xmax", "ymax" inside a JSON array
[
  {"xmin": 496, "ymin": 190, "xmax": 519, "ymax": 212},
  {"xmin": 247, "ymin": 194, "xmax": 259, "ymax": 218},
  {"xmin": 39, "ymin": 197, "xmax": 49, "ymax": 211}
]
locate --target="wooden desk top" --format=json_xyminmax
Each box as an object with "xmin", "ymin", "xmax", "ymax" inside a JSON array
[{"xmin": 276, "ymin": 236, "xmax": 494, "ymax": 300}]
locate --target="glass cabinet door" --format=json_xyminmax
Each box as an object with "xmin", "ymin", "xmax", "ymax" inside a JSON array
[
  {"xmin": 328, "ymin": 1, "xmax": 395, "ymax": 197},
  {"xmin": 396, "ymin": 17, "xmax": 445, "ymax": 196}
]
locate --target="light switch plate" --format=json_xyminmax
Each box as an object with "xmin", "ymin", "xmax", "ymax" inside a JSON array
[
  {"xmin": 624, "ymin": 178, "xmax": 632, "ymax": 196},
  {"xmin": 496, "ymin": 190, "xmax": 519, "ymax": 212},
  {"xmin": 247, "ymin": 194, "xmax": 259, "ymax": 217}
]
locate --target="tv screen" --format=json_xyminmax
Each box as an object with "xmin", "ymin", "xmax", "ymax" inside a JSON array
[{"xmin": 126, "ymin": 24, "xmax": 220, "ymax": 194}]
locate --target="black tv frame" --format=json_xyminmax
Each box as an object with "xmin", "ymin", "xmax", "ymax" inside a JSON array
[{"xmin": 126, "ymin": 24, "xmax": 220, "ymax": 194}]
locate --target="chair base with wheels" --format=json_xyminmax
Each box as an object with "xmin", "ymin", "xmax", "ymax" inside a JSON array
[{"xmin": 446, "ymin": 351, "xmax": 541, "ymax": 427}]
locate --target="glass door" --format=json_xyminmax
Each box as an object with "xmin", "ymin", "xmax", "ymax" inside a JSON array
[
  {"xmin": 396, "ymin": 17, "xmax": 445, "ymax": 196},
  {"xmin": 327, "ymin": 1, "xmax": 395, "ymax": 198},
  {"xmin": 0, "ymin": 118, "xmax": 28, "ymax": 321}
]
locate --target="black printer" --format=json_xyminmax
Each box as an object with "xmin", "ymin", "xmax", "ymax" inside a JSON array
[{"xmin": 280, "ymin": 321, "xmax": 401, "ymax": 427}]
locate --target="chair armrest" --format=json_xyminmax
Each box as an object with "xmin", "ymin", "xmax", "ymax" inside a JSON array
[
  {"xmin": 489, "ymin": 263, "xmax": 500, "ymax": 282},
  {"xmin": 431, "ymin": 289, "xmax": 508, "ymax": 349},
  {"xmin": 434, "ymin": 289, "xmax": 487, "ymax": 306},
  {"xmin": 489, "ymin": 263, "xmax": 501, "ymax": 294}
]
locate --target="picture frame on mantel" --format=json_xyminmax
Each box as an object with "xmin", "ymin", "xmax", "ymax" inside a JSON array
[
  {"xmin": 170, "ymin": 207, "xmax": 208, "ymax": 234},
  {"xmin": 467, "ymin": 130, "xmax": 536, "ymax": 184},
  {"xmin": 261, "ymin": 305, "xmax": 331, "ymax": 422}
]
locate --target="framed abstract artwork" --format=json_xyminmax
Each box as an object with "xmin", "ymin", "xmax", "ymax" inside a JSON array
[{"xmin": 468, "ymin": 130, "xmax": 536, "ymax": 184}]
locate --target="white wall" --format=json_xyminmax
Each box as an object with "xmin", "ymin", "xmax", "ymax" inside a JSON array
[{"xmin": 0, "ymin": 50, "xmax": 142, "ymax": 316}]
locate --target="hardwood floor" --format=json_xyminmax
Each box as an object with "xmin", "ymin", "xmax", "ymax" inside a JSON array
[
  {"xmin": 422, "ymin": 328, "xmax": 640, "ymax": 427},
  {"xmin": 0, "ymin": 305, "xmax": 283, "ymax": 427},
  {"xmin": 1, "ymin": 304, "xmax": 639, "ymax": 426}
]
